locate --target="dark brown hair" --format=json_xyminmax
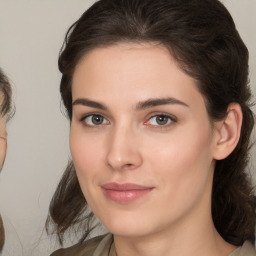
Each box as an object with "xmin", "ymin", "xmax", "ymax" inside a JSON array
[
  {"xmin": 0, "ymin": 69, "xmax": 12, "ymax": 118},
  {"xmin": 0, "ymin": 68, "xmax": 13, "ymax": 252},
  {"xmin": 46, "ymin": 0, "xmax": 256, "ymax": 246}
]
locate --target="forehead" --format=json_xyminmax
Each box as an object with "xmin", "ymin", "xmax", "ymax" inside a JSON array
[
  {"xmin": 74, "ymin": 42, "xmax": 174, "ymax": 76},
  {"xmin": 72, "ymin": 42, "xmax": 206, "ymax": 111}
]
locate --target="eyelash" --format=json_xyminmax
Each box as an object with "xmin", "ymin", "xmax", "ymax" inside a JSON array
[
  {"xmin": 80, "ymin": 113, "xmax": 177, "ymax": 128},
  {"xmin": 144, "ymin": 113, "xmax": 177, "ymax": 127},
  {"xmin": 80, "ymin": 113, "xmax": 110, "ymax": 127}
]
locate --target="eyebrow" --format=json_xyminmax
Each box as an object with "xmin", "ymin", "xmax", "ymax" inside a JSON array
[
  {"xmin": 72, "ymin": 98, "xmax": 108, "ymax": 110},
  {"xmin": 135, "ymin": 97, "xmax": 189, "ymax": 110},
  {"xmin": 72, "ymin": 97, "xmax": 189, "ymax": 111}
]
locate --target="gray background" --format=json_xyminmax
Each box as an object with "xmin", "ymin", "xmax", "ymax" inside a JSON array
[{"xmin": 0, "ymin": 1, "xmax": 255, "ymax": 255}]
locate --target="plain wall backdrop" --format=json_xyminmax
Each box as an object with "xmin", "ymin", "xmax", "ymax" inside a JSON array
[{"xmin": 0, "ymin": 1, "xmax": 255, "ymax": 255}]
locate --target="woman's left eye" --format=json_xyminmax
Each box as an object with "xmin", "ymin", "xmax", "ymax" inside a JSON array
[
  {"xmin": 145, "ymin": 114, "xmax": 175, "ymax": 126},
  {"xmin": 82, "ymin": 114, "xmax": 109, "ymax": 126}
]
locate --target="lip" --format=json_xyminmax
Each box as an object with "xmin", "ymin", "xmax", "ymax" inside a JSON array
[{"xmin": 101, "ymin": 182, "xmax": 154, "ymax": 203}]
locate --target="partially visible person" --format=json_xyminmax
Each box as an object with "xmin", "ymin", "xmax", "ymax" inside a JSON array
[{"xmin": 0, "ymin": 68, "xmax": 12, "ymax": 253}]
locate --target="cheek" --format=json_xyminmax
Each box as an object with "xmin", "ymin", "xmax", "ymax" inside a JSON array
[
  {"xmin": 69, "ymin": 130, "xmax": 106, "ymax": 186},
  {"xmin": 146, "ymin": 123, "xmax": 214, "ymax": 191}
]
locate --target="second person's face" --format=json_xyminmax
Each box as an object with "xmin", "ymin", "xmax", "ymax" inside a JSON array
[
  {"xmin": 70, "ymin": 42, "xmax": 219, "ymax": 239},
  {"xmin": 0, "ymin": 111, "xmax": 7, "ymax": 171}
]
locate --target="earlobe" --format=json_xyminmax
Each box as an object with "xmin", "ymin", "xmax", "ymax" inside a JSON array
[{"xmin": 213, "ymin": 103, "xmax": 243, "ymax": 160}]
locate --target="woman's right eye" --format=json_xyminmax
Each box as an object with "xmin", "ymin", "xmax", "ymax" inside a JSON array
[{"xmin": 82, "ymin": 114, "xmax": 109, "ymax": 126}]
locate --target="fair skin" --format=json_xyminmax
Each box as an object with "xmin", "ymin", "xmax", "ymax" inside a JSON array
[
  {"xmin": 0, "ymin": 127, "xmax": 7, "ymax": 171},
  {"xmin": 0, "ymin": 97, "xmax": 7, "ymax": 170},
  {"xmin": 70, "ymin": 43, "xmax": 242, "ymax": 256},
  {"xmin": 0, "ymin": 93, "xmax": 8, "ymax": 251}
]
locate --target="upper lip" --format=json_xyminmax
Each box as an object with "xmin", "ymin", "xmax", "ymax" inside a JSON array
[{"xmin": 101, "ymin": 182, "xmax": 153, "ymax": 191}]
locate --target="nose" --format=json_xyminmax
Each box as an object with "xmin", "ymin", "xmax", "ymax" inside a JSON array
[{"xmin": 105, "ymin": 125, "xmax": 143, "ymax": 171}]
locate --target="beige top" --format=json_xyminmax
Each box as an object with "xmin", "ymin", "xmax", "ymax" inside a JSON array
[
  {"xmin": 50, "ymin": 233, "xmax": 256, "ymax": 256},
  {"xmin": 230, "ymin": 241, "xmax": 256, "ymax": 256}
]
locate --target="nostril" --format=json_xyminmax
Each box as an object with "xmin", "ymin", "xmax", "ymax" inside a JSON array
[{"xmin": 123, "ymin": 163, "xmax": 138, "ymax": 170}]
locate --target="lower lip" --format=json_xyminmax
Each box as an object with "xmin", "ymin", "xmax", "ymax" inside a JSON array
[{"xmin": 102, "ymin": 188, "xmax": 153, "ymax": 203}]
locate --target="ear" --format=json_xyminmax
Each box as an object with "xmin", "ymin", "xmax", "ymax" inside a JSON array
[{"xmin": 213, "ymin": 103, "xmax": 243, "ymax": 160}]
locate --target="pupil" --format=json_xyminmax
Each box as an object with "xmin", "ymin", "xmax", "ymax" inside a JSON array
[
  {"xmin": 156, "ymin": 115, "xmax": 168, "ymax": 125},
  {"xmin": 92, "ymin": 115, "xmax": 103, "ymax": 124}
]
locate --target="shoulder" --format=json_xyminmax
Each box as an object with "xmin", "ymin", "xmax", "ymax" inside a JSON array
[
  {"xmin": 50, "ymin": 233, "xmax": 113, "ymax": 256},
  {"xmin": 230, "ymin": 241, "xmax": 256, "ymax": 256},
  {"xmin": 239, "ymin": 241, "xmax": 256, "ymax": 256}
]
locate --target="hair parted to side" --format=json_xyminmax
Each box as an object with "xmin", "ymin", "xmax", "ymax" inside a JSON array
[
  {"xmin": 46, "ymin": 0, "xmax": 256, "ymax": 246},
  {"xmin": 0, "ymin": 68, "xmax": 13, "ymax": 252}
]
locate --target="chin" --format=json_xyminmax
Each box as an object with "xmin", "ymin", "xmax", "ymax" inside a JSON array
[
  {"xmin": 107, "ymin": 225, "xmax": 149, "ymax": 238},
  {"xmin": 99, "ymin": 211, "xmax": 156, "ymax": 238}
]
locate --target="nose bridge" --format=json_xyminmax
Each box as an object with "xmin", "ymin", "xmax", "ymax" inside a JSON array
[{"xmin": 106, "ymin": 121, "xmax": 142, "ymax": 170}]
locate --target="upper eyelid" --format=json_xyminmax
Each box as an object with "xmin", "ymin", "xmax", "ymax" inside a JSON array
[
  {"xmin": 79, "ymin": 112, "xmax": 110, "ymax": 121},
  {"xmin": 144, "ymin": 113, "xmax": 177, "ymax": 127},
  {"xmin": 146, "ymin": 112, "xmax": 177, "ymax": 120}
]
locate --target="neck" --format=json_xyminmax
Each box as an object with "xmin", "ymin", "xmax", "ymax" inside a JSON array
[{"xmin": 113, "ymin": 219, "xmax": 236, "ymax": 256}]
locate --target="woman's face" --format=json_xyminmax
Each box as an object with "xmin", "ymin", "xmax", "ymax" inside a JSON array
[
  {"xmin": 0, "ymin": 111, "xmax": 7, "ymax": 171},
  {"xmin": 70, "ymin": 43, "xmax": 220, "ymax": 238}
]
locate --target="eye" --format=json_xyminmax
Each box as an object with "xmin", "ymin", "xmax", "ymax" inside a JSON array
[
  {"xmin": 145, "ymin": 114, "xmax": 175, "ymax": 126},
  {"xmin": 82, "ymin": 114, "xmax": 109, "ymax": 126}
]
